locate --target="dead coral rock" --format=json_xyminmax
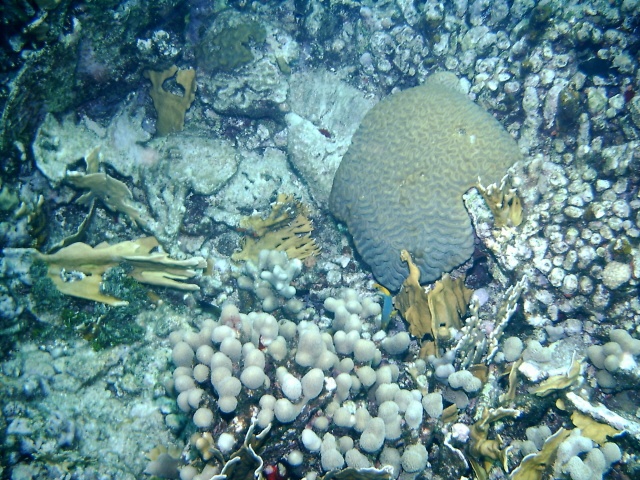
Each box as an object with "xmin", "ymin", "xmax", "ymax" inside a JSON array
[
  {"xmin": 144, "ymin": 65, "xmax": 196, "ymax": 136},
  {"xmin": 36, "ymin": 236, "xmax": 206, "ymax": 306},
  {"xmin": 232, "ymin": 193, "xmax": 320, "ymax": 262},
  {"xmin": 395, "ymin": 249, "xmax": 472, "ymax": 352},
  {"xmin": 33, "ymin": 101, "xmax": 154, "ymax": 187}
]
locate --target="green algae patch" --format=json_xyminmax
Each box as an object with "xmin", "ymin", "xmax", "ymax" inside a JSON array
[{"xmin": 197, "ymin": 20, "xmax": 266, "ymax": 74}]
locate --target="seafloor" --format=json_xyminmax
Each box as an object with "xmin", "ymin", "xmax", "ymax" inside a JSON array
[{"xmin": 0, "ymin": 1, "xmax": 639, "ymax": 479}]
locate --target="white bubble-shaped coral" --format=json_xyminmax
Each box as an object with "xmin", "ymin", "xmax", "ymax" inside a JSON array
[
  {"xmin": 422, "ymin": 392, "xmax": 443, "ymax": 418},
  {"xmin": 359, "ymin": 417, "xmax": 385, "ymax": 453},
  {"xmin": 601, "ymin": 261, "xmax": 631, "ymax": 289},
  {"xmin": 448, "ymin": 370, "xmax": 482, "ymax": 393},
  {"xmin": 302, "ymin": 429, "xmax": 322, "ymax": 451},
  {"xmin": 240, "ymin": 365, "xmax": 265, "ymax": 389},
  {"xmin": 503, "ymin": 336, "xmax": 524, "ymax": 362},
  {"xmin": 401, "ymin": 444, "xmax": 428, "ymax": 473},
  {"xmin": 274, "ymin": 398, "xmax": 300, "ymax": 423}
]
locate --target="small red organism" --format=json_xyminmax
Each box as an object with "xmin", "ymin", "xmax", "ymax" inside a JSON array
[
  {"xmin": 318, "ymin": 128, "xmax": 332, "ymax": 138},
  {"xmin": 263, "ymin": 464, "xmax": 286, "ymax": 480},
  {"xmin": 623, "ymin": 85, "xmax": 635, "ymax": 103}
]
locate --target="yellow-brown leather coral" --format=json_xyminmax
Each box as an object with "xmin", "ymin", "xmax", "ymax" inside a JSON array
[
  {"xmin": 144, "ymin": 65, "xmax": 196, "ymax": 136},
  {"xmin": 468, "ymin": 407, "xmax": 520, "ymax": 480},
  {"xmin": 36, "ymin": 236, "xmax": 206, "ymax": 306},
  {"xmin": 476, "ymin": 175, "xmax": 524, "ymax": 228},
  {"xmin": 394, "ymin": 249, "xmax": 472, "ymax": 354},
  {"xmin": 66, "ymin": 147, "xmax": 146, "ymax": 228},
  {"xmin": 232, "ymin": 194, "xmax": 320, "ymax": 262}
]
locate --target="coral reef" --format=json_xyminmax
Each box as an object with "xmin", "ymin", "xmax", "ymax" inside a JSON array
[{"xmin": 1, "ymin": 0, "xmax": 640, "ymax": 478}]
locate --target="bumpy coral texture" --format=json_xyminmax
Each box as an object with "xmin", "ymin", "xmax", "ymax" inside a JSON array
[{"xmin": 329, "ymin": 75, "xmax": 522, "ymax": 290}]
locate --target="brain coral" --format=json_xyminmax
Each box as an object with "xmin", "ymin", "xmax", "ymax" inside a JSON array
[{"xmin": 329, "ymin": 73, "xmax": 522, "ymax": 290}]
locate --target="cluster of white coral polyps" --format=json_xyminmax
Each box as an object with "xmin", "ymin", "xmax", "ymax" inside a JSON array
[
  {"xmin": 236, "ymin": 249, "xmax": 307, "ymax": 317},
  {"xmin": 167, "ymin": 285, "xmax": 453, "ymax": 479},
  {"xmin": 554, "ymin": 429, "xmax": 622, "ymax": 480},
  {"xmin": 587, "ymin": 329, "xmax": 640, "ymax": 390}
]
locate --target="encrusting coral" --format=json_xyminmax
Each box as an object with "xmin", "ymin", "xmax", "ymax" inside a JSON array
[
  {"xmin": 196, "ymin": 20, "xmax": 267, "ymax": 74},
  {"xmin": 144, "ymin": 65, "xmax": 196, "ymax": 136},
  {"xmin": 394, "ymin": 249, "xmax": 472, "ymax": 355},
  {"xmin": 35, "ymin": 236, "xmax": 206, "ymax": 306},
  {"xmin": 232, "ymin": 193, "xmax": 320, "ymax": 262}
]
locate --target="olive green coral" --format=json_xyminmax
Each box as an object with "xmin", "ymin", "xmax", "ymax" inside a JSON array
[
  {"xmin": 329, "ymin": 72, "xmax": 522, "ymax": 290},
  {"xmin": 197, "ymin": 20, "xmax": 266, "ymax": 74}
]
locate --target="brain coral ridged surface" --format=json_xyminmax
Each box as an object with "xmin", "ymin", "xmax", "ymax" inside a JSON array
[{"xmin": 329, "ymin": 75, "xmax": 522, "ymax": 290}]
